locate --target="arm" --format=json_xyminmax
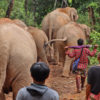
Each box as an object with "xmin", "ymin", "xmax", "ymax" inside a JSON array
[
  {"xmin": 86, "ymin": 68, "xmax": 93, "ymax": 100},
  {"xmin": 65, "ymin": 49, "xmax": 75, "ymax": 58},
  {"xmin": 86, "ymin": 84, "xmax": 91, "ymax": 100},
  {"xmin": 51, "ymin": 92, "xmax": 59, "ymax": 100},
  {"xmin": 86, "ymin": 45, "xmax": 98, "ymax": 56},
  {"xmin": 86, "ymin": 48, "xmax": 97, "ymax": 57}
]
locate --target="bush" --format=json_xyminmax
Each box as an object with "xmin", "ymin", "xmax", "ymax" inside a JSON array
[{"xmin": 88, "ymin": 30, "xmax": 100, "ymax": 65}]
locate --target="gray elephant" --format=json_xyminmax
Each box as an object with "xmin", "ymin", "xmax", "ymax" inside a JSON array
[
  {"xmin": 0, "ymin": 22, "xmax": 37, "ymax": 100},
  {"xmin": 27, "ymin": 26, "xmax": 50, "ymax": 64},
  {"xmin": 47, "ymin": 22, "xmax": 90, "ymax": 77},
  {"xmin": 42, "ymin": 7, "xmax": 78, "ymax": 60}
]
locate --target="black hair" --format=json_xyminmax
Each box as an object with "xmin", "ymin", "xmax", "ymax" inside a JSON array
[
  {"xmin": 77, "ymin": 38, "xmax": 84, "ymax": 46},
  {"xmin": 30, "ymin": 62, "xmax": 50, "ymax": 82}
]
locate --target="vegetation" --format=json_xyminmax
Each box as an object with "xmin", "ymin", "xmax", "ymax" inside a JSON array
[{"xmin": 0, "ymin": 0, "xmax": 100, "ymax": 65}]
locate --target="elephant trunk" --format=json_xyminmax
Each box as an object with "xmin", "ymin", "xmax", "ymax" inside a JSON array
[{"xmin": 44, "ymin": 37, "xmax": 67, "ymax": 47}]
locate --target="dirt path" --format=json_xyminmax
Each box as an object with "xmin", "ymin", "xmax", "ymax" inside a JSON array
[{"xmin": 6, "ymin": 64, "xmax": 86, "ymax": 100}]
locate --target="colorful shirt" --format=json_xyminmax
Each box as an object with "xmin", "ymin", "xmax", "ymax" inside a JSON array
[
  {"xmin": 66, "ymin": 48, "xmax": 96, "ymax": 69},
  {"xmin": 88, "ymin": 93, "xmax": 100, "ymax": 100}
]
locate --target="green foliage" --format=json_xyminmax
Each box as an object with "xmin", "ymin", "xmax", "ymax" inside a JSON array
[
  {"xmin": 90, "ymin": 30, "xmax": 100, "ymax": 45},
  {"xmin": 88, "ymin": 30, "xmax": 100, "ymax": 65},
  {"xmin": 0, "ymin": 0, "xmax": 8, "ymax": 17}
]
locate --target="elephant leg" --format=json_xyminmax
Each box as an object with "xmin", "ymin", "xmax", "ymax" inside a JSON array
[
  {"xmin": 38, "ymin": 48, "xmax": 49, "ymax": 64},
  {"xmin": 12, "ymin": 77, "xmax": 32, "ymax": 100},
  {"xmin": 50, "ymin": 44, "xmax": 55, "ymax": 60},
  {"xmin": 54, "ymin": 45, "xmax": 59, "ymax": 64},
  {"xmin": 0, "ymin": 91, "xmax": 5, "ymax": 100},
  {"xmin": 55, "ymin": 48, "xmax": 59, "ymax": 64},
  {"xmin": 62, "ymin": 55, "xmax": 73, "ymax": 77}
]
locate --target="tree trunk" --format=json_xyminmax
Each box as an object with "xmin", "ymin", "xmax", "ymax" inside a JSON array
[
  {"xmin": 61, "ymin": 0, "xmax": 68, "ymax": 8},
  {"xmin": 24, "ymin": 0, "xmax": 28, "ymax": 16},
  {"xmin": 54, "ymin": 0, "xmax": 57, "ymax": 9},
  {"xmin": 32, "ymin": 0, "xmax": 37, "ymax": 26},
  {"xmin": 88, "ymin": 7, "xmax": 96, "ymax": 29},
  {"xmin": 5, "ymin": 0, "xmax": 14, "ymax": 18}
]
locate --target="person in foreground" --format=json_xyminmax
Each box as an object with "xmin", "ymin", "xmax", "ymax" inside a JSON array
[
  {"xmin": 16, "ymin": 62, "xmax": 59, "ymax": 100},
  {"xmin": 66, "ymin": 39, "xmax": 98, "ymax": 93},
  {"xmin": 86, "ymin": 53, "xmax": 100, "ymax": 100}
]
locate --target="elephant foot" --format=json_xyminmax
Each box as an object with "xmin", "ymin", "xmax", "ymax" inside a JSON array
[
  {"xmin": 61, "ymin": 74, "xmax": 70, "ymax": 78},
  {"xmin": 49, "ymin": 59, "xmax": 58, "ymax": 65}
]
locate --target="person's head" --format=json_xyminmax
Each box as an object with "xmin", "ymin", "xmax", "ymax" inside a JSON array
[
  {"xmin": 97, "ymin": 53, "xmax": 100, "ymax": 63},
  {"xmin": 30, "ymin": 62, "xmax": 50, "ymax": 84},
  {"xmin": 77, "ymin": 38, "xmax": 84, "ymax": 46}
]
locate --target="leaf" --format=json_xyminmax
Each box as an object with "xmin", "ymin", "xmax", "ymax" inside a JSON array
[{"xmin": 68, "ymin": 0, "xmax": 72, "ymax": 4}]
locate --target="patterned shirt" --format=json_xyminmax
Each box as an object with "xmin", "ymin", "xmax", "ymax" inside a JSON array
[{"xmin": 66, "ymin": 48, "xmax": 97, "ymax": 69}]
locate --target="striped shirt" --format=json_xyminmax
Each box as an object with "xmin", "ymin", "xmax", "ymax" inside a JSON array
[{"xmin": 66, "ymin": 48, "xmax": 97, "ymax": 69}]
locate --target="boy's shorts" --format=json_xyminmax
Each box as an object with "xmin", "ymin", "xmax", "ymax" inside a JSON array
[{"xmin": 76, "ymin": 69, "xmax": 86, "ymax": 77}]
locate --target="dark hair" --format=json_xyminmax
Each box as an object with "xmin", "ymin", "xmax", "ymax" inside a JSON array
[
  {"xmin": 30, "ymin": 62, "xmax": 50, "ymax": 82},
  {"xmin": 77, "ymin": 38, "xmax": 84, "ymax": 46}
]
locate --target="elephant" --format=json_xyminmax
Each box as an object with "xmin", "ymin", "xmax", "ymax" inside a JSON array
[
  {"xmin": 27, "ymin": 26, "xmax": 50, "ymax": 64},
  {"xmin": 0, "ymin": 22, "xmax": 37, "ymax": 100},
  {"xmin": 13, "ymin": 19, "xmax": 28, "ymax": 30},
  {"xmin": 47, "ymin": 22, "xmax": 90, "ymax": 77},
  {"xmin": 42, "ymin": 7, "xmax": 78, "ymax": 40},
  {"xmin": 12, "ymin": 19, "xmax": 50, "ymax": 64},
  {"xmin": 42, "ymin": 7, "xmax": 78, "ymax": 60}
]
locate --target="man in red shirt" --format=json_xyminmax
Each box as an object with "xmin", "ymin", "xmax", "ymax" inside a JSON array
[
  {"xmin": 86, "ymin": 53, "xmax": 100, "ymax": 100},
  {"xmin": 66, "ymin": 39, "xmax": 98, "ymax": 93}
]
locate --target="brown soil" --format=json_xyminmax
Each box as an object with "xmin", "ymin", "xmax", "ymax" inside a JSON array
[{"xmin": 6, "ymin": 63, "xmax": 86, "ymax": 100}]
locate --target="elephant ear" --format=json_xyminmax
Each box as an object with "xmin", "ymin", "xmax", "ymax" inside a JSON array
[
  {"xmin": 80, "ymin": 24, "xmax": 90, "ymax": 38},
  {"xmin": 70, "ymin": 8, "xmax": 78, "ymax": 21},
  {"xmin": 84, "ymin": 26, "xmax": 90, "ymax": 37}
]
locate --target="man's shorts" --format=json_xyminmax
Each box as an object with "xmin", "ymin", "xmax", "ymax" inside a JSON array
[{"xmin": 76, "ymin": 69, "xmax": 86, "ymax": 77}]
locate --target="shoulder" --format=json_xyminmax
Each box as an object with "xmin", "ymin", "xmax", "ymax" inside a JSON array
[
  {"xmin": 16, "ymin": 87, "xmax": 27, "ymax": 100},
  {"xmin": 17, "ymin": 87, "xmax": 28, "ymax": 96},
  {"xmin": 18, "ymin": 87, "xmax": 27, "ymax": 93},
  {"xmin": 46, "ymin": 88, "xmax": 59, "ymax": 98},
  {"xmin": 88, "ymin": 66, "xmax": 97, "ymax": 73}
]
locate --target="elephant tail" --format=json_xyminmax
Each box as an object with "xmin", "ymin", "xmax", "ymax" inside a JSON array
[
  {"xmin": 44, "ymin": 37, "xmax": 67, "ymax": 47},
  {"xmin": 43, "ymin": 33, "xmax": 53, "ymax": 50}
]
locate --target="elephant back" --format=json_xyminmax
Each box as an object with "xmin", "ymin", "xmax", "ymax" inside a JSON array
[
  {"xmin": 13, "ymin": 19, "xmax": 28, "ymax": 30},
  {"xmin": 0, "ymin": 18, "xmax": 12, "ymax": 24}
]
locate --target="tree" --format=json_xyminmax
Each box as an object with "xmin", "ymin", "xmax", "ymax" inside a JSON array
[
  {"xmin": 24, "ymin": 0, "xmax": 28, "ymax": 15},
  {"xmin": 5, "ymin": 0, "xmax": 14, "ymax": 18}
]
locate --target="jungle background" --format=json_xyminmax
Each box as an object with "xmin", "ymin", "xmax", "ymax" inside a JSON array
[{"xmin": 0, "ymin": 0, "xmax": 100, "ymax": 65}]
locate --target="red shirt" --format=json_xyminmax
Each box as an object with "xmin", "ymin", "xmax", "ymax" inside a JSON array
[{"xmin": 66, "ymin": 48, "xmax": 97, "ymax": 69}]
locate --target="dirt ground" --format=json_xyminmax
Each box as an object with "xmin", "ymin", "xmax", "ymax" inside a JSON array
[{"xmin": 6, "ymin": 63, "xmax": 86, "ymax": 100}]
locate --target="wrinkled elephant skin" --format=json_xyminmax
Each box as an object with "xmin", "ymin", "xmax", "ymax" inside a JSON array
[{"xmin": 0, "ymin": 23, "xmax": 37, "ymax": 100}]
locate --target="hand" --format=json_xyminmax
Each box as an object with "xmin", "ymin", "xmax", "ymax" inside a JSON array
[
  {"xmin": 64, "ymin": 46, "xmax": 69, "ymax": 50},
  {"xmin": 94, "ymin": 44, "xmax": 98, "ymax": 49}
]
